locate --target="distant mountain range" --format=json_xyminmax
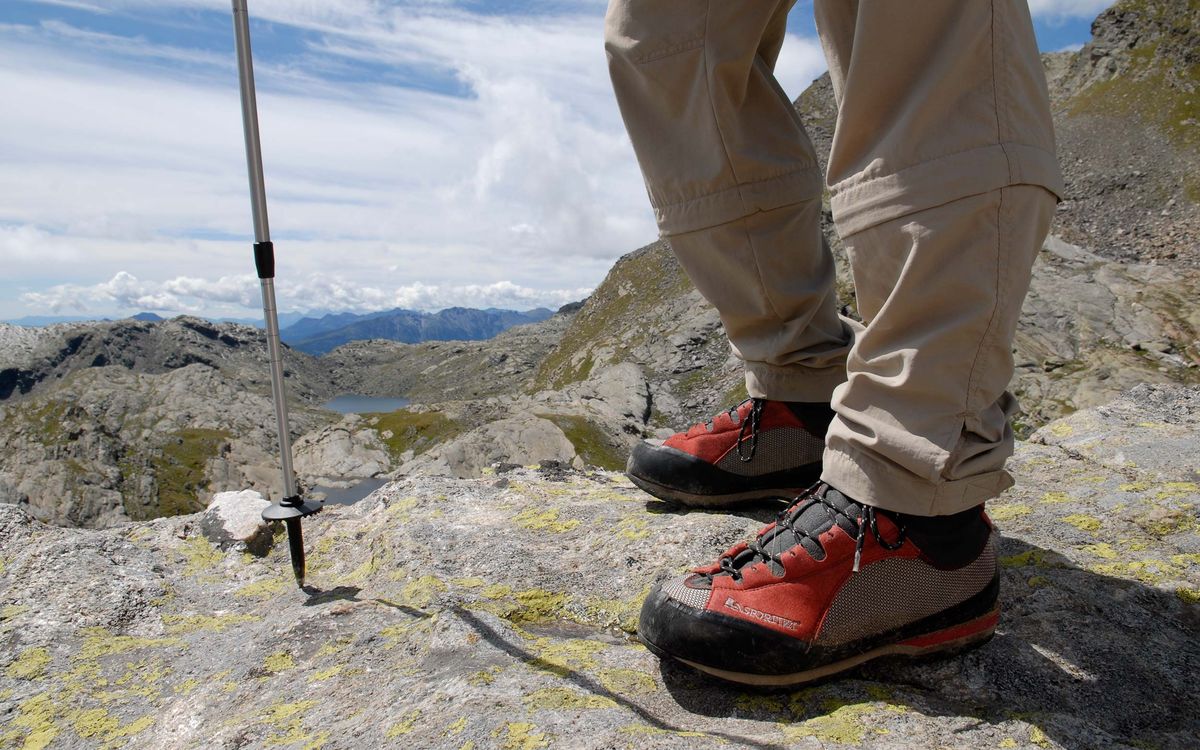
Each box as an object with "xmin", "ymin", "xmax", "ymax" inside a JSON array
[
  {"xmin": 280, "ymin": 306, "xmax": 556, "ymax": 355},
  {"xmin": 4, "ymin": 307, "xmax": 558, "ymax": 355}
]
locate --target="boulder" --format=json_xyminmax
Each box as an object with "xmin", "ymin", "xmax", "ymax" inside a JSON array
[
  {"xmin": 199, "ymin": 489, "xmax": 273, "ymax": 555},
  {"xmin": 1, "ymin": 386, "xmax": 1197, "ymax": 749}
]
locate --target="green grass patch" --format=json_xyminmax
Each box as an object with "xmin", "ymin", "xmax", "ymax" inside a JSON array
[
  {"xmin": 532, "ymin": 242, "xmax": 694, "ymax": 391},
  {"xmin": 535, "ymin": 413, "xmax": 625, "ymax": 471},
  {"xmin": 365, "ymin": 409, "xmax": 463, "ymax": 461},
  {"xmin": 123, "ymin": 428, "xmax": 229, "ymax": 521}
]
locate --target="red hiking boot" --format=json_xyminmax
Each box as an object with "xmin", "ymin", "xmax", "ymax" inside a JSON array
[
  {"xmin": 638, "ymin": 484, "xmax": 999, "ymax": 687},
  {"xmin": 625, "ymin": 398, "xmax": 832, "ymax": 507}
]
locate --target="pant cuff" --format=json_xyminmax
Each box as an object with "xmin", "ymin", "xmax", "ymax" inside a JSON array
[
  {"xmin": 820, "ymin": 445, "xmax": 1014, "ymax": 516},
  {"xmin": 829, "ymin": 142, "xmax": 1064, "ymax": 237},
  {"xmin": 655, "ymin": 166, "xmax": 823, "ymax": 236},
  {"xmin": 744, "ymin": 361, "xmax": 847, "ymax": 403}
]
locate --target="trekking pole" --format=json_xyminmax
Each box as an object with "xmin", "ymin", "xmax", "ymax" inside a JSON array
[{"xmin": 231, "ymin": 0, "xmax": 321, "ymax": 586}]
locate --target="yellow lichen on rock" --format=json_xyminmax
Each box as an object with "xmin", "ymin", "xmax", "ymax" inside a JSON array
[
  {"xmin": 988, "ymin": 504, "xmax": 1032, "ymax": 522},
  {"xmin": 514, "ymin": 508, "xmax": 579, "ymax": 533},
  {"xmin": 6, "ymin": 646, "xmax": 51, "ymax": 680},
  {"xmin": 493, "ymin": 722, "xmax": 550, "ymax": 750},
  {"xmin": 234, "ymin": 577, "xmax": 288, "ymax": 599},
  {"xmin": 179, "ymin": 536, "xmax": 224, "ymax": 576},
  {"xmin": 523, "ymin": 687, "xmax": 617, "ymax": 710},
  {"xmin": 596, "ymin": 668, "xmax": 656, "ymax": 696},
  {"xmin": 163, "ymin": 613, "xmax": 260, "ymax": 635},
  {"xmin": 262, "ymin": 651, "xmax": 296, "ymax": 674},
  {"xmin": 1062, "ymin": 514, "xmax": 1102, "ymax": 532},
  {"xmin": 386, "ymin": 709, "xmax": 422, "ymax": 737}
]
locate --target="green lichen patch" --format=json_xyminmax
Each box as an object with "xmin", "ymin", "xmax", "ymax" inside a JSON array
[
  {"xmin": 492, "ymin": 721, "xmax": 550, "ymax": 750},
  {"xmin": 583, "ymin": 585, "xmax": 650, "ymax": 634},
  {"xmin": 999, "ymin": 548, "xmax": 1065, "ymax": 569},
  {"xmin": 1135, "ymin": 506, "xmax": 1200, "ymax": 538},
  {"xmin": 310, "ymin": 664, "xmax": 344, "ymax": 682},
  {"xmin": 595, "ymin": 668, "xmax": 656, "ymax": 696},
  {"xmin": 397, "ymin": 575, "xmax": 448, "ymax": 609},
  {"xmin": 1062, "ymin": 514, "xmax": 1102, "ymax": 533},
  {"xmin": 531, "ymin": 242, "xmax": 694, "ymax": 391},
  {"xmin": 523, "ymin": 687, "xmax": 616, "ymax": 710},
  {"xmin": 234, "ymin": 577, "xmax": 288, "ymax": 599},
  {"xmin": 514, "ymin": 508, "xmax": 579, "ymax": 534},
  {"xmin": 6, "ymin": 647, "xmax": 51, "ymax": 680},
  {"xmin": 261, "ymin": 699, "xmax": 318, "ymax": 748},
  {"xmin": 525, "ymin": 638, "xmax": 609, "ymax": 678},
  {"xmin": 534, "ymin": 413, "xmax": 625, "ymax": 471},
  {"xmin": 162, "ymin": 613, "xmax": 260, "ymax": 635},
  {"xmin": 988, "ymin": 504, "xmax": 1032, "ymax": 522},
  {"xmin": 123, "ymin": 428, "xmax": 230, "ymax": 521},
  {"xmin": 386, "ymin": 710, "xmax": 422, "ymax": 738},
  {"xmin": 262, "ymin": 651, "xmax": 297, "ymax": 674},
  {"xmin": 615, "ymin": 517, "xmax": 650, "ymax": 541},
  {"xmin": 178, "ymin": 536, "xmax": 224, "ymax": 576},
  {"xmin": 1040, "ymin": 491, "xmax": 1073, "ymax": 504},
  {"xmin": 365, "ymin": 410, "xmax": 463, "ymax": 461},
  {"xmin": 75, "ymin": 627, "xmax": 183, "ymax": 661},
  {"xmin": 504, "ymin": 589, "xmax": 570, "ymax": 625}
]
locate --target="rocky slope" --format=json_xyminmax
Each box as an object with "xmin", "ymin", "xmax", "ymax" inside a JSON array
[
  {"xmin": 0, "ymin": 317, "xmax": 337, "ymax": 403},
  {"xmin": 323, "ymin": 308, "xmax": 578, "ymax": 404},
  {"xmin": 0, "ymin": 364, "xmax": 335, "ymax": 528},
  {"xmin": 1045, "ymin": 0, "xmax": 1200, "ymax": 266},
  {"xmin": 1, "ymin": 384, "xmax": 1196, "ymax": 750}
]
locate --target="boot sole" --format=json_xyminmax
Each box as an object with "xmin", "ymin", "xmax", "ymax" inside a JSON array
[
  {"xmin": 626, "ymin": 472, "xmax": 805, "ymax": 508},
  {"xmin": 644, "ymin": 608, "xmax": 999, "ymax": 688}
]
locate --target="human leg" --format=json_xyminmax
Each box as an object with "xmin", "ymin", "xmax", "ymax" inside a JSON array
[
  {"xmin": 605, "ymin": 0, "xmax": 853, "ymax": 505},
  {"xmin": 636, "ymin": 0, "xmax": 1063, "ymax": 685}
]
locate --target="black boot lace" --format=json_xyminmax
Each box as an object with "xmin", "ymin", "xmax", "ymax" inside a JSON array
[
  {"xmin": 714, "ymin": 485, "xmax": 907, "ymax": 581},
  {"xmin": 735, "ymin": 397, "xmax": 765, "ymax": 462}
]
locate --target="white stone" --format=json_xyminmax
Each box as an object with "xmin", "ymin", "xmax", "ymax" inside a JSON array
[{"xmin": 205, "ymin": 489, "xmax": 271, "ymax": 543}]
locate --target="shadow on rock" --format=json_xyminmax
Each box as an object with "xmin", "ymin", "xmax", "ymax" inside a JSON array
[
  {"xmin": 654, "ymin": 535, "xmax": 1200, "ymax": 750},
  {"xmin": 643, "ymin": 497, "xmax": 792, "ymax": 525},
  {"xmin": 301, "ymin": 585, "xmax": 431, "ymax": 619},
  {"xmin": 450, "ymin": 605, "xmax": 791, "ymax": 750}
]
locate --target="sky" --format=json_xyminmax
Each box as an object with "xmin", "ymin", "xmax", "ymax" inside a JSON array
[{"xmin": 0, "ymin": 0, "xmax": 1113, "ymax": 322}]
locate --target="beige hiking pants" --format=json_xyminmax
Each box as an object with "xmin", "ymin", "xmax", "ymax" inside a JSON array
[{"xmin": 605, "ymin": 0, "xmax": 1064, "ymax": 515}]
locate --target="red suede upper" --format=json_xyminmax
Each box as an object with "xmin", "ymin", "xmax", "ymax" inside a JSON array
[
  {"xmin": 663, "ymin": 400, "xmax": 811, "ymax": 464},
  {"xmin": 699, "ymin": 511, "xmax": 917, "ymax": 641}
]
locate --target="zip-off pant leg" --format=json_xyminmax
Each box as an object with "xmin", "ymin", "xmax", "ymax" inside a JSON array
[
  {"xmin": 605, "ymin": 0, "xmax": 1064, "ymax": 514},
  {"xmin": 604, "ymin": 0, "xmax": 854, "ymax": 403}
]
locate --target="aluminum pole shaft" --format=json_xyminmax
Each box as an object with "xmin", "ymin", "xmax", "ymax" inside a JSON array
[
  {"xmin": 233, "ymin": 0, "xmax": 269, "ymax": 244},
  {"xmin": 232, "ymin": 0, "xmax": 297, "ymax": 501}
]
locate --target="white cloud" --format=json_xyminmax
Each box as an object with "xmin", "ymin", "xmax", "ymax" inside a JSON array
[
  {"xmin": 1027, "ymin": 0, "xmax": 1114, "ymax": 24},
  {"xmin": 1, "ymin": 1, "xmax": 834, "ymax": 319},
  {"xmin": 19, "ymin": 270, "xmax": 590, "ymax": 315},
  {"xmin": 774, "ymin": 33, "xmax": 828, "ymax": 100}
]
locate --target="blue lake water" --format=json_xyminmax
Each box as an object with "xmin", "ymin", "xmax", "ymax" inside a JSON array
[
  {"xmin": 322, "ymin": 394, "xmax": 409, "ymax": 414},
  {"xmin": 310, "ymin": 478, "xmax": 389, "ymax": 506}
]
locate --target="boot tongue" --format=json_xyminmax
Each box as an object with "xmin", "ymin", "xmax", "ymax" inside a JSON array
[{"xmin": 726, "ymin": 486, "xmax": 863, "ymax": 575}]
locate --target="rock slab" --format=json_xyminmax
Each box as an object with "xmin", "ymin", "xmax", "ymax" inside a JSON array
[{"xmin": 1, "ymin": 386, "xmax": 1197, "ymax": 749}]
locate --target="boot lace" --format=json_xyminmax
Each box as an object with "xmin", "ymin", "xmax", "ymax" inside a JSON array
[
  {"xmin": 735, "ymin": 397, "xmax": 765, "ymax": 462},
  {"xmin": 715, "ymin": 485, "xmax": 907, "ymax": 581}
]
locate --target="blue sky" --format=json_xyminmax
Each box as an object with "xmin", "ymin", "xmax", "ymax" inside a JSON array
[{"xmin": 0, "ymin": 0, "xmax": 1110, "ymax": 321}]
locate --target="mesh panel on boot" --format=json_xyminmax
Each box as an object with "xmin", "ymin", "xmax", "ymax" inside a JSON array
[
  {"xmin": 663, "ymin": 578, "xmax": 712, "ymax": 610},
  {"xmin": 814, "ymin": 538, "xmax": 997, "ymax": 647},
  {"xmin": 713, "ymin": 427, "xmax": 824, "ymax": 476}
]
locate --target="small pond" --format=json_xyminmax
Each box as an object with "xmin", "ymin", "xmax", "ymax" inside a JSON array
[
  {"xmin": 309, "ymin": 477, "xmax": 389, "ymax": 506},
  {"xmin": 321, "ymin": 394, "xmax": 409, "ymax": 414}
]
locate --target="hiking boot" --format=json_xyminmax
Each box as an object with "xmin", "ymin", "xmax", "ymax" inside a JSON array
[
  {"xmin": 625, "ymin": 398, "xmax": 833, "ymax": 507},
  {"xmin": 638, "ymin": 484, "xmax": 999, "ymax": 687}
]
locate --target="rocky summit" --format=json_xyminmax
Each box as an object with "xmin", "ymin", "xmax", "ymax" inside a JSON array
[
  {"xmin": 1, "ymin": 384, "xmax": 1197, "ymax": 750},
  {"xmin": 2, "ymin": 3, "xmax": 1200, "ymax": 746}
]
